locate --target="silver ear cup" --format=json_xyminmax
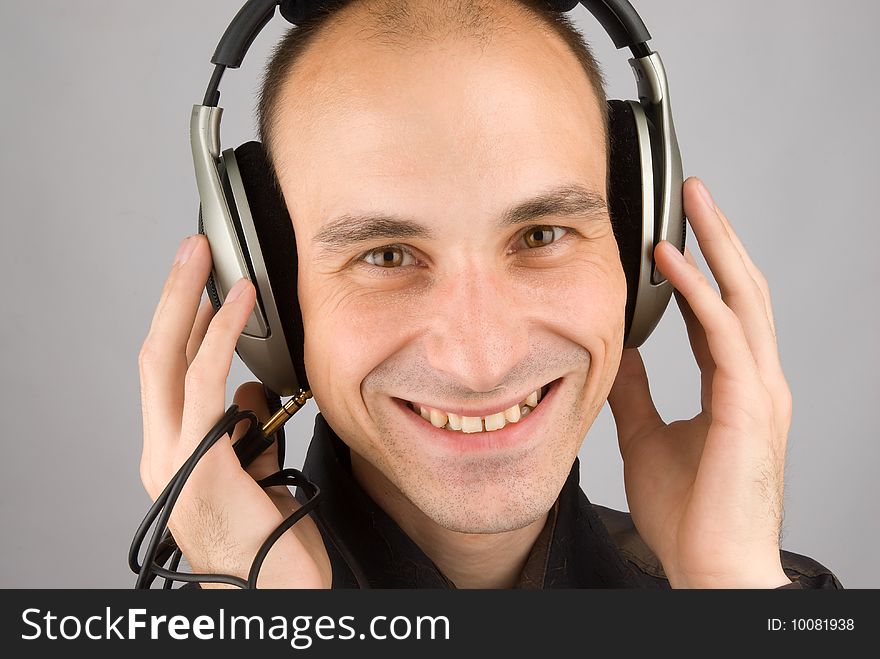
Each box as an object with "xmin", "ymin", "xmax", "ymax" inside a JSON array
[
  {"xmin": 218, "ymin": 148, "xmax": 301, "ymax": 397},
  {"xmin": 191, "ymin": 104, "xmax": 301, "ymax": 396},
  {"xmin": 623, "ymin": 51, "xmax": 685, "ymax": 348},
  {"xmin": 191, "ymin": 105, "xmax": 268, "ymax": 337},
  {"xmin": 622, "ymin": 99, "xmax": 674, "ymax": 348}
]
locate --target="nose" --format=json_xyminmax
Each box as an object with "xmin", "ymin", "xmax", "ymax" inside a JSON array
[{"xmin": 424, "ymin": 263, "xmax": 530, "ymax": 393}]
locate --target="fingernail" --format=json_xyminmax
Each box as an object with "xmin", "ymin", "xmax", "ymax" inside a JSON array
[
  {"xmin": 664, "ymin": 241, "xmax": 686, "ymax": 262},
  {"xmin": 224, "ymin": 278, "xmax": 249, "ymax": 303},
  {"xmin": 697, "ymin": 178, "xmax": 715, "ymax": 210},
  {"xmin": 173, "ymin": 235, "xmax": 198, "ymax": 266}
]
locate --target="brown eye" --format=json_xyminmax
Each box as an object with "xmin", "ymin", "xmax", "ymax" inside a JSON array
[
  {"xmin": 362, "ymin": 245, "xmax": 414, "ymax": 267},
  {"xmin": 522, "ymin": 225, "xmax": 567, "ymax": 248}
]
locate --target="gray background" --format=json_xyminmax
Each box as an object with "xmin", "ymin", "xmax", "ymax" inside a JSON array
[{"xmin": 1, "ymin": 1, "xmax": 876, "ymax": 588}]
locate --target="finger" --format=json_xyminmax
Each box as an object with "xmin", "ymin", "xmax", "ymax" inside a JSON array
[
  {"xmin": 144, "ymin": 235, "xmax": 211, "ymax": 358},
  {"xmin": 683, "ymin": 178, "xmax": 782, "ymax": 376},
  {"xmin": 683, "ymin": 179, "xmax": 772, "ymax": 336},
  {"xmin": 140, "ymin": 235, "xmax": 212, "ymax": 468},
  {"xmin": 670, "ymin": 250, "xmax": 713, "ymax": 371},
  {"xmin": 672, "ymin": 285, "xmax": 715, "ymax": 412},
  {"xmin": 140, "ymin": 237, "xmax": 212, "ymax": 419},
  {"xmin": 655, "ymin": 240, "xmax": 760, "ymax": 386},
  {"xmin": 607, "ymin": 348, "xmax": 663, "ymax": 455},
  {"xmin": 186, "ymin": 297, "xmax": 215, "ymax": 365},
  {"xmin": 231, "ymin": 382, "xmax": 283, "ymax": 481},
  {"xmin": 692, "ymin": 187, "xmax": 791, "ymax": 432},
  {"xmin": 179, "ymin": 277, "xmax": 256, "ymax": 457},
  {"xmin": 711, "ymin": 202, "xmax": 777, "ymax": 339},
  {"xmin": 230, "ymin": 381, "xmax": 272, "ymax": 443}
]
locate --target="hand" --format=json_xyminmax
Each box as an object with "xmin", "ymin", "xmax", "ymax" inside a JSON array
[
  {"xmin": 607, "ymin": 177, "xmax": 792, "ymax": 588},
  {"xmin": 138, "ymin": 234, "xmax": 330, "ymax": 588}
]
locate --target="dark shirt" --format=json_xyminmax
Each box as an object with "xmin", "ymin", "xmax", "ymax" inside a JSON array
[{"xmin": 297, "ymin": 414, "xmax": 844, "ymax": 589}]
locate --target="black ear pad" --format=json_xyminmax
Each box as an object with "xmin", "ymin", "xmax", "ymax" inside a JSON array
[
  {"xmin": 231, "ymin": 141, "xmax": 309, "ymax": 392},
  {"xmin": 607, "ymin": 99, "xmax": 645, "ymax": 343}
]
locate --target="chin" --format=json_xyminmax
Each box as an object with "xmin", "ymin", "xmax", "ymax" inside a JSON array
[
  {"xmin": 410, "ymin": 472, "xmax": 560, "ymax": 535},
  {"xmin": 380, "ymin": 406, "xmax": 581, "ymax": 535}
]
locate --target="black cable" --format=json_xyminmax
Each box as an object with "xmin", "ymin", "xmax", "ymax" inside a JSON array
[
  {"xmin": 133, "ymin": 387, "xmax": 294, "ymax": 587},
  {"xmin": 142, "ymin": 392, "xmax": 280, "ymax": 579},
  {"xmin": 163, "ymin": 549, "xmax": 182, "ymax": 589},
  {"xmin": 150, "ymin": 566, "xmax": 248, "ymax": 589},
  {"xmin": 129, "ymin": 402, "xmax": 321, "ymax": 589},
  {"xmin": 248, "ymin": 469, "xmax": 320, "ymax": 588},
  {"xmin": 131, "ymin": 405, "xmax": 247, "ymax": 588}
]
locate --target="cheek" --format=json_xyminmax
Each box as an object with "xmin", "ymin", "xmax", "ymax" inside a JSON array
[
  {"xmin": 513, "ymin": 239, "xmax": 627, "ymax": 346},
  {"xmin": 517, "ymin": 242, "xmax": 626, "ymax": 430},
  {"xmin": 299, "ymin": 274, "xmax": 430, "ymax": 399}
]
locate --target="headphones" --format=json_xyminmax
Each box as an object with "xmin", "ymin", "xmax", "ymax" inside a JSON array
[{"xmin": 192, "ymin": 0, "xmax": 685, "ymax": 398}]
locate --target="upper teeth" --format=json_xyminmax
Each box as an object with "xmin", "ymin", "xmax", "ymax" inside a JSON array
[{"xmin": 412, "ymin": 387, "xmax": 545, "ymax": 434}]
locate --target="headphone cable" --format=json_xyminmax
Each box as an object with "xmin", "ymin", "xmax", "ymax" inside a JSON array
[{"xmin": 129, "ymin": 390, "xmax": 319, "ymax": 589}]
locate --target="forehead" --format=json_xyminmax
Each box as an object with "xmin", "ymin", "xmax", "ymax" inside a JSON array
[{"xmin": 271, "ymin": 26, "xmax": 607, "ymax": 234}]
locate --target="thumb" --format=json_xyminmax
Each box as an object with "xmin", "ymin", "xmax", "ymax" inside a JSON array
[
  {"xmin": 607, "ymin": 349, "xmax": 663, "ymax": 454},
  {"xmin": 231, "ymin": 381, "xmax": 279, "ymax": 480}
]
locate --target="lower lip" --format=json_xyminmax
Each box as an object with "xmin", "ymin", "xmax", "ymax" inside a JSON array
[{"xmin": 393, "ymin": 379, "xmax": 560, "ymax": 456}]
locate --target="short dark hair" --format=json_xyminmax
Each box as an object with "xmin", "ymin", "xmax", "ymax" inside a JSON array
[{"xmin": 258, "ymin": 0, "xmax": 608, "ymax": 174}]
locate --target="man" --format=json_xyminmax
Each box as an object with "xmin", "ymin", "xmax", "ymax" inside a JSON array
[{"xmin": 138, "ymin": 0, "xmax": 841, "ymax": 588}]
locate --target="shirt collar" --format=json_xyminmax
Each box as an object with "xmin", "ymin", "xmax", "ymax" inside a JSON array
[{"xmin": 299, "ymin": 414, "xmax": 644, "ymax": 588}]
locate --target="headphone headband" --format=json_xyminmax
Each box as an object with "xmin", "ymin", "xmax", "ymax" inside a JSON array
[{"xmin": 210, "ymin": 0, "xmax": 652, "ymax": 75}]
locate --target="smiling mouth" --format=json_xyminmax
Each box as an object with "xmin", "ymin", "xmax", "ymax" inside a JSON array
[{"xmin": 403, "ymin": 381, "xmax": 555, "ymax": 435}]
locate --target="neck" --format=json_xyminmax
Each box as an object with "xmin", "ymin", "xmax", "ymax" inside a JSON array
[{"xmin": 350, "ymin": 451, "xmax": 548, "ymax": 589}]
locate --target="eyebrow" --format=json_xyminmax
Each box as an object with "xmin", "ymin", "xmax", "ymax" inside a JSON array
[{"xmin": 312, "ymin": 183, "xmax": 608, "ymax": 252}]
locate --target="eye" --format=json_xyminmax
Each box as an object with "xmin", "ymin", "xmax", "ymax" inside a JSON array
[
  {"xmin": 361, "ymin": 245, "xmax": 416, "ymax": 268},
  {"xmin": 520, "ymin": 225, "xmax": 568, "ymax": 249}
]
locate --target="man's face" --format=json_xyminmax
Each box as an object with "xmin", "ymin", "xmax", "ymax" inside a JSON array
[{"xmin": 271, "ymin": 18, "xmax": 626, "ymax": 534}]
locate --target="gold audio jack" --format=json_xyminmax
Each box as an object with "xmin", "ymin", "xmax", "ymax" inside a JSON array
[
  {"xmin": 231, "ymin": 389, "xmax": 313, "ymax": 469},
  {"xmin": 261, "ymin": 389, "xmax": 313, "ymax": 437}
]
